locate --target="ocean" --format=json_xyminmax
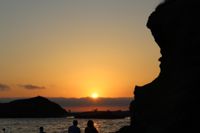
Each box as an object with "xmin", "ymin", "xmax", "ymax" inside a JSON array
[{"xmin": 0, "ymin": 117, "xmax": 130, "ymax": 133}]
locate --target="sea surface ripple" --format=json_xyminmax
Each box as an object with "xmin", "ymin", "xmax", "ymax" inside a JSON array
[{"xmin": 0, "ymin": 117, "xmax": 130, "ymax": 133}]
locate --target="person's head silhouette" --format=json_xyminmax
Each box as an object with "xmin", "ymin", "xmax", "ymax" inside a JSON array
[
  {"xmin": 73, "ymin": 120, "xmax": 78, "ymax": 126},
  {"xmin": 2, "ymin": 128, "xmax": 5, "ymax": 133},
  {"xmin": 40, "ymin": 126, "xmax": 45, "ymax": 132},
  {"xmin": 87, "ymin": 120, "xmax": 94, "ymax": 128}
]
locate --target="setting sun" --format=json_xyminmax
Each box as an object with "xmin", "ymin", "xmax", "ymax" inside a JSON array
[{"xmin": 92, "ymin": 94, "xmax": 98, "ymax": 98}]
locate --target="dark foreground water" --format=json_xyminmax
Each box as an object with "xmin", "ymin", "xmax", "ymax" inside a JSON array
[{"xmin": 0, "ymin": 117, "xmax": 130, "ymax": 133}]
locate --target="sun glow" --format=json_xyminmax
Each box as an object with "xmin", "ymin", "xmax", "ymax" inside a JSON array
[{"xmin": 92, "ymin": 94, "xmax": 98, "ymax": 98}]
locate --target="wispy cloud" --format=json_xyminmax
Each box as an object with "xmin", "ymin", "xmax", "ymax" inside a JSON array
[
  {"xmin": 19, "ymin": 84, "xmax": 46, "ymax": 89},
  {"xmin": 50, "ymin": 85, "xmax": 57, "ymax": 87},
  {"xmin": 0, "ymin": 83, "xmax": 11, "ymax": 91}
]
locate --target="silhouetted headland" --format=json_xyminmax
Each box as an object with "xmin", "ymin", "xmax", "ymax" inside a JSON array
[
  {"xmin": 73, "ymin": 110, "xmax": 130, "ymax": 119},
  {"xmin": 0, "ymin": 96, "xmax": 68, "ymax": 118},
  {"xmin": 117, "ymin": 0, "xmax": 200, "ymax": 133}
]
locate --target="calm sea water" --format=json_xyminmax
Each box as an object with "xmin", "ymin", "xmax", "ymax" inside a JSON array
[{"xmin": 0, "ymin": 117, "xmax": 130, "ymax": 133}]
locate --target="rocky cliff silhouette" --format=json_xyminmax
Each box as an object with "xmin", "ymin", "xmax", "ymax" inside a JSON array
[
  {"xmin": 0, "ymin": 96, "xmax": 68, "ymax": 118},
  {"xmin": 129, "ymin": 0, "xmax": 200, "ymax": 133}
]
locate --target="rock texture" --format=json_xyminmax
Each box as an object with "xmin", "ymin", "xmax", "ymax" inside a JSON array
[
  {"xmin": 0, "ymin": 96, "xmax": 68, "ymax": 118},
  {"xmin": 130, "ymin": 0, "xmax": 200, "ymax": 133}
]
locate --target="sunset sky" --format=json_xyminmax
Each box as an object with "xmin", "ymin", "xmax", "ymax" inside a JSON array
[{"xmin": 0, "ymin": 0, "xmax": 162, "ymax": 98}]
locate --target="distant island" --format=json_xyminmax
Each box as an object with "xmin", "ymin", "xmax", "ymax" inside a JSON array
[
  {"xmin": 72, "ymin": 110, "xmax": 131, "ymax": 119},
  {"xmin": 0, "ymin": 96, "xmax": 68, "ymax": 118},
  {"xmin": 0, "ymin": 96, "xmax": 131, "ymax": 119}
]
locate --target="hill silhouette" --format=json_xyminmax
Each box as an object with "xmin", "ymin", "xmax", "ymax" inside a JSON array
[{"xmin": 0, "ymin": 96, "xmax": 68, "ymax": 118}]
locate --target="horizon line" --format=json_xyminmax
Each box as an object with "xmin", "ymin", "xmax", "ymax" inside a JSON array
[{"xmin": 0, "ymin": 96, "xmax": 134, "ymax": 99}]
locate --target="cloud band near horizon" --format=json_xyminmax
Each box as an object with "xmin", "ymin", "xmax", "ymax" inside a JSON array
[
  {"xmin": 0, "ymin": 83, "xmax": 11, "ymax": 91},
  {"xmin": 19, "ymin": 84, "xmax": 46, "ymax": 89},
  {"xmin": 0, "ymin": 97, "xmax": 134, "ymax": 107}
]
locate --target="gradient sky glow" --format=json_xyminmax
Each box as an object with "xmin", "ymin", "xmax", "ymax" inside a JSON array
[{"xmin": 0, "ymin": 0, "xmax": 162, "ymax": 98}]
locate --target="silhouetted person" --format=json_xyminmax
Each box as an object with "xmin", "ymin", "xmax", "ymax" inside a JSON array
[
  {"xmin": 68, "ymin": 120, "xmax": 81, "ymax": 133},
  {"xmin": 39, "ymin": 126, "xmax": 46, "ymax": 133},
  {"xmin": 2, "ymin": 128, "xmax": 5, "ymax": 133},
  {"xmin": 84, "ymin": 120, "xmax": 98, "ymax": 133}
]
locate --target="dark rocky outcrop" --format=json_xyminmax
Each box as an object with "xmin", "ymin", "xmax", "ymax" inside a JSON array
[
  {"xmin": 0, "ymin": 96, "xmax": 68, "ymax": 118},
  {"xmin": 116, "ymin": 126, "xmax": 132, "ymax": 133},
  {"xmin": 128, "ymin": 0, "xmax": 200, "ymax": 133}
]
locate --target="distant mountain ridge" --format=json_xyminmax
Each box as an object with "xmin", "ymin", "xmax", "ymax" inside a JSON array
[{"xmin": 0, "ymin": 96, "xmax": 68, "ymax": 118}]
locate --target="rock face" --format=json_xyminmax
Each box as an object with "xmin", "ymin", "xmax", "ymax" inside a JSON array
[
  {"xmin": 0, "ymin": 96, "xmax": 68, "ymax": 118},
  {"xmin": 130, "ymin": 0, "xmax": 200, "ymax": 133}
]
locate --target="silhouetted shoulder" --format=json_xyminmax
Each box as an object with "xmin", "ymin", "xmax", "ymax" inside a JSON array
[{"xmin": 85, "ymin": 127, "xmax": 98, "ymax": 133}]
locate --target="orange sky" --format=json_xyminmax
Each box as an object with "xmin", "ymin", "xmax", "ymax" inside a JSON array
[{"xmin": 0, "ymin": 0, "xmax": 161, "ymax": 98}]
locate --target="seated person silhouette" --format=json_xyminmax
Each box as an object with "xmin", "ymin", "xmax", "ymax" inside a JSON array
[
  {"xmin": 68, "ymin": 120, "xmax": 81, "ymax": 133},
  {"xmin": 2, "ymin": 128, "xmax": 5, "ymax": 133},
  {"xmin": 84, "ymin": 120, "xmax": 98, "ymax": 133},
  {"xmin": 39, "ymin": 126, "xmax": 46, "ymax": 133}
]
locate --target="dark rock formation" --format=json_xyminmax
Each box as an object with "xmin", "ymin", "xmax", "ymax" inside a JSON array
[
  {"xmin": 129, "ymin": 0, "xmax": 200, "ymax": 133},
  {"xmin": 0, "ymin": 96, "xmax": 68, "ymax": 118},
  {"xmin": 116, "ymin": 126, "xmax": 132, "ymax": 133}
]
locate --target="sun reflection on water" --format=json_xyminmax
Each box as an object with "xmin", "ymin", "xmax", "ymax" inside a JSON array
[{"xmin": 0, "ymin": 117, "xmax": 130, "ymax": 133}]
